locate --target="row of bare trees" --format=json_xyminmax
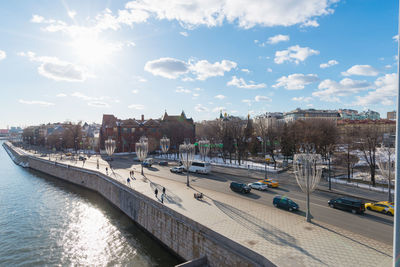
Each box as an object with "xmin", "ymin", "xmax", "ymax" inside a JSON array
[{"xmin": 196, "ymin": 117, "xmax": 392, "ymax": 186}]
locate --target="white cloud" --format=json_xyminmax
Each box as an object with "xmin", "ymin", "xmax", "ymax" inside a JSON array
[
  {"xmin": 301, "ymin": 20, "xmax": 319, "ymax": 27},
  {"xmin": 215, "ymin": 94, "xmax": 226, "ymax": 100},
  {"xmin": 212, "ymin": 106, "xmax": 226, "ymax": 112},
  {"xmin": 267, "ymin": 34, "xmax": 290, "ymax": 44},
  {"xmin": 194, "ymin": 87, "xmax": 202, "ymax": 91},
  {"xmin": 56, "ymin": 93, "xmax": 67, "ymax": 97},
  {"xmin": 313, "ymin": 78, "xmax": 371, "ymax": 102},
  {"xmin": 68, "ymin": 10, "xmax": 77, "ymax": 19},
  {"xmin": 180, "ymin": 31, "xmax": 188, "ymax": 37},
  {"xmin": 273, "ymin": 73, "xmax": 319, "ymax": 90},
  {"xmin": 0, "ymin": 50, "xmax": 6, "ymax": 61},
  {"xmin": 144, "ymin": 57, "xmax": 236, "ymax": 80},
  {"xmin": 19, "ymin": 99, "xmax": 54, "ymax": 106},
  {"xmin": 144, "ymin": 57, "xmax": 189, "ymax": 79},
  {"xmin": 241, "ymin": 68, "xmax": 250, "ymax": 73},
  {"xmin": 341, "ymin": 65, "xmax": 379, "ymax": 77},
  {"xmin": 124, "ymin": 0, "xmax": 336, "ymax": 29},
  {"xmin": 353, "ymin": 73, "xmax": 396, "ymax": 106},
  {"xmin": 128, "ymin": 104, "xmax": 145, "ymax": 109},
  {"xmin": 88, "ymin": 101, "xmax": 110, "ymax": 108},
  {"xmin": 267, "ymin": 68, "xmax": 272, "ymax": 73},
  {"xmin": 385, "ymin": 64, "xmax": 392, "ymax": 69},
  {"xmin": 274, "ymin": 45, "xmax": 319, "ymax": 64},
  {"xmin": 254, "ymin": 95, "xmax": 271, "ymax": 102},
  {"xmin": 393, "ymin": 35, "xmax": 398, "ymax": 42},
  {"xmin": 320, "ymin": 59, "xmax": 338, "ymax": 69},
  {"xmin": 242, "ymin": 99, "xmax": 252, "ymax": 104},
  {"xmin": 132, "ymin": 89, "xmax": 139, "ymax": 94},
  {"xmin": 192, "ymin": 93, "xmax": 200, "ymax": 97},
  {"xmin": 292, "ymin": 96, "xmax": 312, "ymax": 102},
  {"xmin": 31, "ymin": 14, "xmax": 45, "ymax": 23},
  {"xmin": 175, "ymin": 87, "xmax": 191, "ymax": 93},
  {"xmin": 195, "ymin": 104, "xmax": 208, "ymax": 112},
  {"xmin": 227, "ymin": 76, "xmax": 266, "ymax": 89},
  {"xmin": 19, "ymin": 51, "xmax": 90, "ymax": 82},
  {"xmin": 190, "ymin": 59, "xmax": 237, "ymax": 80}
]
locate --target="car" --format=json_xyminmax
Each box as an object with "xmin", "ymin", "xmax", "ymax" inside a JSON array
[
  {"xmin": 377, "ymin": 201, "xmax": 394, "ymax": 206},
  {"xmin": 365, "ymin": 202, "xmax": 394, "ymax": 216},
  {"xmin": 40, "ymin": 153, "xmax": 47, "ymax": 157},
  {"xmin": 142, "ymin": 158, "xmax": 154, "ymax": 167},
  {"xmin": 78, "ymin": 156, "xmax": 87, "ymax": 161},
  {"xmin": 159, "ymin": 161, "xmax": 168, "ymax": 166},
  {"xmin": 273, "ymin": 195, "xmax": 299, "ymax": 212},
  {"xmin": 230, "ymin": 182, "xmax": 251, "ymax": 194},
  {"xmin": 170, "ymin": 166, "xmax": 185, "ymax": 173},
  {"xmin": 258, "ymin": 178, "xmax": 279, "ymax": 188},
  {"xmin": 328, "ymin": 197, "xmax": 365, "ymax": 214},
  {"xmin": 65, "ymin": 152, "xmax": 72, "ymax": 156},
  {"xmin": 248, "ymin": 182, "xmax": 268, "ymax": 191}
]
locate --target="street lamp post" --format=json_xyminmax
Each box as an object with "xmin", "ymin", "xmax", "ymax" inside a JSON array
[
  {"xmin": 136, "ymin": 136, "xmax": 148, "ymax": 175},
  {"xmin": 293, "ymin": 145, "xmax": 322, "ymax": 223},
  {"xmin": 105, "ymin": 138, "xmax": 116, "ymax": 168},
  {"xmin": 160, "ymin": 136, "xmax": 170, "ymax": 159},
  {"xmin": 199, "ymin": 139, "xmax": 210, "ymax": 161},
  {"xmin": 179, "ymin": 140, "xmax": 195, "ymax": 186},
  {"xmin": 327, "ymin": 151, "xmax": 332, "ymax": 190},
  {"xmin": 377, "ymin": 145, "xmax": 395, "ymax": 203}
]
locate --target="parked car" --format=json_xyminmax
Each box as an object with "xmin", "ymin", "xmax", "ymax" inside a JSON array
[
  {"xmin": 328, "ymin": 197, "xmax": 365, "ymax": 214},
  {"xmin": 142, "ymin": 158, "xmax": 154, "ymax": 167},
  {"xmin": 258, "ymin": 178, "xmax": 279, "ymax": 188},
  {"xmin": 230, "ymin": 182, "xmax": 251, "ymax": 194},
  {"xmin": 365, "ymin": 202, "xmax": 394, "ymax": 216},
  {"xmin": 170, "ymin": 166, "xmax": 185, "ymax": 173},
  {"xmin": 78, "ymin": 156, "xmax": 87, "ymax": 161},
  {"xmin": 273, "ymin": 195, "xmax": 299, "ymax": 211},
  {"xmin": 40, "ymin": 153, "xmax": 47, "ymax": 157},
  {"xmin": 248, "ymin": 182, "xmax": 268, "ymax": 191},
  {"xmin": 159, "ymin": 161, "xmax": 168, "ymax": 166},
  {"xmin": 65, "ymin": 152, "xmax": 72, "ymax": 156}
]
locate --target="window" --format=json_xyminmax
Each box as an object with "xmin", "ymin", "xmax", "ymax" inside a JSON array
[{"xmin": 192, "ymin": 162, "xmax": 205, "ymax": 167}]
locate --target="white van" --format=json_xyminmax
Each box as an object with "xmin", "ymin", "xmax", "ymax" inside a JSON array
[
  {"xmin": 188, "ymin": 161, "xmax": 211, "ymax": 174},
  {"xmin": 142, "ymin": 158, "xmax": 154, "ymax": 167}
]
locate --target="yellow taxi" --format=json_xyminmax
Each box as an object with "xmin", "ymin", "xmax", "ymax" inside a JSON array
[
  {"xmin": 365, "ymin": 202, "xmax": 394, "ymax": 216},
  {"xmin": 258, "ymin": 178, "xmax": 279, "ymax": 188},
  {"xmin": 377, "ymin": 201, "xmax": 394, "ymax": 206}
]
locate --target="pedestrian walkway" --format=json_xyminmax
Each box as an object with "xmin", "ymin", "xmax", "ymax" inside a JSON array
[{"xmin": 12, "ymin": 146, "xmax": 393, "ymax": 267}]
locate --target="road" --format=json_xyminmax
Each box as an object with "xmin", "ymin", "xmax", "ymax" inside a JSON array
[{"xmin": 46, "ymin": 153, "xmax": 395, "ymax": 245}]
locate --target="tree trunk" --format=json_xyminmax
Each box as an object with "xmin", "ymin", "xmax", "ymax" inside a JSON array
[
  {"xmin": 347, "ymin": 149, "xmax": 350, "ymax": 182},
  {"xmin": 370, "ymin": 165, "xmax": 376, "ymax": 186}
]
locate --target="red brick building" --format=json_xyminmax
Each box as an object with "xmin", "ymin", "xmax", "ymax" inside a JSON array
[{"xmin": 99, "ymin": 111, "xmax": 195, "ymax": 153}]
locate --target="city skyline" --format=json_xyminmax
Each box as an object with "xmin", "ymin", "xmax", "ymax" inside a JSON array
[{"xmin": 0, "ymin": 0, "xmax": 398, "ymax": 129}]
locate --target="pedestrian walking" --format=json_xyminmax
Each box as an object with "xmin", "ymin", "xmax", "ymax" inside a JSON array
[
  {"xmin": 155, "ymin": 188, "xmax": 158, "ymax": 198},
  {"xmin": 127, "ymin": 177, "xmax": 131, "ymax": 184},
  {"xmin": 161, "ymin": 193, "xmax": 164, "ymax": 203},
  {"xmin": 96, "ymin": 159, "xmax": 99, "ymax": 169},
  {"xmin": 162, "ymin": 187, "xmax": 166, "ymax": 195},
  {"xmin": 106, "ymin": 167, "xmax": 108, "ymax": 175}
]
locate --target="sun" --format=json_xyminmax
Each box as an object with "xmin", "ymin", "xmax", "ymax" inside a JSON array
[{"xmin": 70, "ymin": 32, "xmax": 118, "ymax": 65}]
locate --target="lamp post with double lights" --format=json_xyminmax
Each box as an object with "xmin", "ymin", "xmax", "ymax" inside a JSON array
[
  {"xmin": 105, "ymin": 138, "xmax": 116, "ymax": 170},
  {"xmin": 179, "ymin": 140, "xmax": 195, "ymax": 187},
  {"xmin": 136, "ymin": 136, "xmax": 148, "ymax": 175},
  {"xmin": 199, "ymin": 139, "xmax": 210, "ymax": 162},
  {"xmin": 293, "ymin": 144, "xmax": 322, "ymax": 223},
  {"xmin": 160, "ymin": 136, "xmax": 170, "ymax": 159}
]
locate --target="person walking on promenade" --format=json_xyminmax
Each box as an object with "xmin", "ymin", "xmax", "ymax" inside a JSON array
[
  {"xmin": 162, "ymin": 187, "xmax": 166, "ymax": 195},
  {"xmin": 106, "ymin": 167, "xmax": 108, "ymax": 175},
  {"xmin": 155, "ymin": 188, "xmax": 158, "ymax": 199},
  {"xmin": 96, "ymin": 159, "xmax": 99, "ymax": 169},
  {"xmin": 161, "ymin": 193, "xmax": 164, "ymax": 203},
  {"xmin": 127, "ymin": 177, "xmax": 131, "ymax": 185}
]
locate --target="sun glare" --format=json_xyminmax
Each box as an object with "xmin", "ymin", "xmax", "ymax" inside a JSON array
[{"xmin": 70, "ymin": 33, "xmax": 118, "ymax": 65}]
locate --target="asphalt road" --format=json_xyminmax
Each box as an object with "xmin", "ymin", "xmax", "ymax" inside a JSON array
[{"xmin": 52, "ymin": 154, "xmax": 395, "ymax": 246}]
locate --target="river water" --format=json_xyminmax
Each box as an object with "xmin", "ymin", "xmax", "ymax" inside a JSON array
[{"xmin": 0, "ymin": 141, "xmax": 181, "ymax": 266}]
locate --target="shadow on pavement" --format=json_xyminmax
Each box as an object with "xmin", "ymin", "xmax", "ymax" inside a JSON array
[
  {"xmin": 145, "ymin": 176, "xmax": 185, "ymax": 210},
  {"xmin": 212, "ymin": 199, "xmax": 324, "ymax": 265},
  {"xmin": 311, "ymin": 222, "xmax": 391, "ymax": 257},
  {"xmin": 272, "ymin": 187, "xmax": 290, "ymax": 192}
]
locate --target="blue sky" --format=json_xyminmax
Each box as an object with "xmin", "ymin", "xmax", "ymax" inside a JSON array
[{"xmin": 0, "ymin": 0, "xmax": 398, "ymax": 128}]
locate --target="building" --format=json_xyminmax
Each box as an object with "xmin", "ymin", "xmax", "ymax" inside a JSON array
[
  {"xmin": 387, "ymin": 111, "xmax": 396, "ymax": 120},
  {"xmin": 283, "ymin": 108, "xmax": 339, "ymax": 123},
  {"xmin": 338, "ymin": 109, "xmax": 380, "ymax": 120},
  {"xmin": 100, "ymin": 111, "xmax": 195, "ymax": 153},
  {"xmin": 337, "ymin": 119, "xmax": 395, "ymax": 136},
  {"xmin": 254, "ymin": 112, "xmax": 284, "ymax": 129}
]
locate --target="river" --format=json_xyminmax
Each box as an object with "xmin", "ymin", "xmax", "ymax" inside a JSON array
[{"xmin": 0, "ymin": 141, "xmax": 181, "ymax": 266}]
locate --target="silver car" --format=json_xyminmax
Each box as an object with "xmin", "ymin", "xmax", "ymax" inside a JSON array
[{"xmin": 248, "ymin": 182, "xmax": 268, "ymax": 191}]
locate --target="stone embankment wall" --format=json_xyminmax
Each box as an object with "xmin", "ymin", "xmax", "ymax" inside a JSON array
[{"xmin": 3, "ymin": 142, "xmax": 274, "ymax": 267}]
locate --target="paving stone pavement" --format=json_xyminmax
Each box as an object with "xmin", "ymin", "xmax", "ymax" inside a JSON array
[{"xmin": 25, "ymin": 151, "xmax": 395, "ymax": 267}]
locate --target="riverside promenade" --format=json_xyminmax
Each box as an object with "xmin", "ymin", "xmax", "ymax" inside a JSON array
[{"xmin": 6, "ymin": 144, "xmax": 393, "ymax": 267}]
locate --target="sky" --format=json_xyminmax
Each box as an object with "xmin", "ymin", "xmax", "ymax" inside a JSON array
[{"xmin": 0, "ymin": 0, "xmax": 398, "ymax": 128}]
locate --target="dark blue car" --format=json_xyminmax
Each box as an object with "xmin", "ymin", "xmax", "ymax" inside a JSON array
[{"xmin": 273, "ymin": 195, "xmax": 299, "ymax": 212}]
